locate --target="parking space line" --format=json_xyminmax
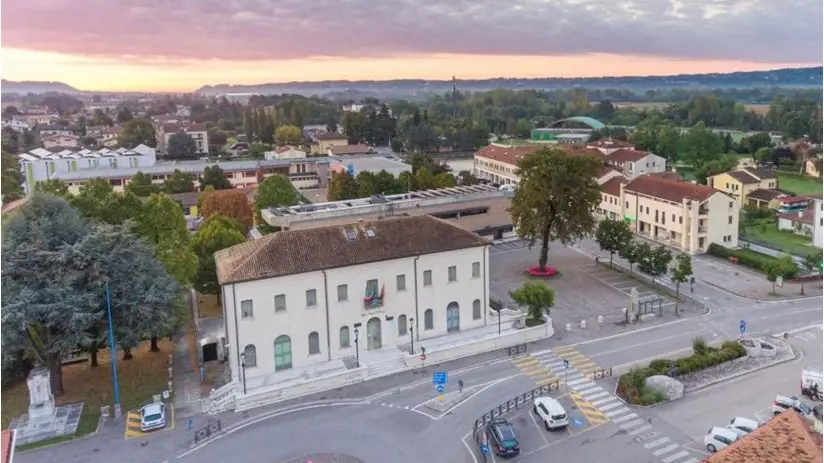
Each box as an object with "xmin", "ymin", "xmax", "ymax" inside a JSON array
[
  {"xmin": 528, "ymin": 406, "xmax": 550, "ymax": 446},
  {"xmin": 460, "ymin": 434, "xmax": 480, "ymax": 463},
  {"xmin": 644, "ymin": 437, "xmax": 670, "ymax": 449},
  {"xmin": 662, "ymin": 450, "xmax": 691, "ymax": 463},
  {"xmin": 653, "ymin": 444, "xmax": 680, "ymax": 456}
]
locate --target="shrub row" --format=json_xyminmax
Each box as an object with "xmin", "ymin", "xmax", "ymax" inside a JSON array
[
  {"xmin": 707, "ymin": 243, "xmax": 798, "ymax": 278},
  {"xmin": 617, "ymin": 338, "xmax": 747, "ymax": 405}
]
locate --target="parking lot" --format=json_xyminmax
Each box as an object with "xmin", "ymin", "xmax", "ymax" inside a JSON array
[
  {"xmin": 577, "ymin": 263, "xmax": 676, "ymax": 313},
  {"xmin": 124, "ymin": 403, "xmax": 175, "ymax": 439}
]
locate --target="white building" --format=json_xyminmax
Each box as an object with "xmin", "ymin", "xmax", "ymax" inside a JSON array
[
  {"xmin": 814, "ymin": 197, "xmax": 823, "ymax": 248},
  {"xmin": 265, "ymin": 146, "xmax": 306, "ymax": 160},
  {"xmin": 42, "ymin": 134, "xmax": 81, "ymax": 149},
  {"xmin": 214, "ymin": 215, "xmax": 491, "ymax": 387},
  {"xmin": 18, "ymin": 144, "xmax": 157, "ymax": 194},
  {"xmin": 157, "ymin": 123, "xmax": 209, "ymax": 156},
  {"xmin": 2, "ymin": 119, "xmax": 31, "ymax": 132},
  {"xmin": 602, "ymin": 149, "xmax": 666, "ymax": 180}
]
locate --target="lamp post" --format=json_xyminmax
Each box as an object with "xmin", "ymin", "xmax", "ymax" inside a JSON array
[
  {"xmin": 354, "ymin": 328, "xmax": 360, "ymax": 368},
  {"xmin": 239, "ymin": 352, "xmax": 247, "ymax": 395},
  {"xmin": 496, "ymin": 308, "xmax": 501, "ymax": 336},
  {"xmin": 105, "ymin": 283, "xmax": 122, "ymax": 418},
  {"xmin": 409, "ymin": 318, "xmax": 414, "ymax": 355}
]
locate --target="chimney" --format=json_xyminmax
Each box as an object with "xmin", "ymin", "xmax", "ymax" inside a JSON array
[{"xmin": 798, "ymin": 211, "xmax": 804, "ymax": 218}]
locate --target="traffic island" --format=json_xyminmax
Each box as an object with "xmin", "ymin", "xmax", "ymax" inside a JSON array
[{"xmin": 423, "ymin": 386, "xmax": 480, "ymax": 412}]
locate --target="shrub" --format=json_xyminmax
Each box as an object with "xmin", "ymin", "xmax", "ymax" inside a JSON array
[
  {"xmin": 707, "ymin": 243, "xmax": 797, "ymax": 277},
  {"xmin": 692, "ymin": 337, "xmax": 710, "ymax": 356},
  {"xmin": 648, "ymin": 359, "xmax": 671, "ymax": 375},
  {"xmin": 640, "ymin": 386, "xmax": 668, "ymax": 405}
]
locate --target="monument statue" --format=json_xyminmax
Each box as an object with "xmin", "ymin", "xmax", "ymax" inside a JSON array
[
  {"xmin": 27, "ymin": 366, "xmax": 55, "ymax": 422},
  {"xmin": 629, "ymin": 287, "xmax": 639, "ymax": 324}
]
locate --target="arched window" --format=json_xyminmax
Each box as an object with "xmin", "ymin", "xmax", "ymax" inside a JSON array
[
  {"xmin": 340, "ymin": 326, "xmax": 350, "ymax": 348},
  {"xmin": 473, "ymin": 299, "xmax": 482, "ymax": 320},
  {"xmin": 308, "ymin": 331, "xmax": 321, "ymax": 355},
  {"xmin": 243, "ymin": 344, "xmax": 257, "ymax": 367},
  {"xmin": 274, "ymin": 335, "xmax": 292, "ymax": 371},
  {"xmin": 424, "ymin": 309, "xmax": 434, "ymax": 330},
  {"xmin": 398, "ymin": 315, "xmax": 408, "ymax": 336}
]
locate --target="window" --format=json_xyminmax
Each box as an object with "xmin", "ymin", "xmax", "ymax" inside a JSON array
[
  {"xmin": 448, "ymin": 266, "xmax": 457, "ymax": 282},
  {"xmin": 365, "ymin": 279, "xmax": 379, "ymax": 299},
  {"xmin": 243, "ymin": 344, "xmax": 257, "ymax": 367},
  {"xmin": 625, "ymin": 201, "xmax": 629, "ymax": 208},
  {"xmin": 728, "ymin": 215, "xmax": 733, "ymax": 224},
  {"xmin": 306, "ymin": 289, "xmax": 317, "ymax": 307},
  {"xmin": 241, "ymin": 300, "xmax": 254, "ymax": 318},
  {"xmin": 679, "ymin": 216, "xmax": 683, "ymax": 224},
  {"xmin": 645, "ymin": 207, "xmax": 649, "ymax": 214},
  {"xmin": 337, "ymin": 284, "xmax": 348, "ymax": 302},
  {"xmin": 339, "ymin": 327, "xmax": 350, "ymax": 348},
  {"xmin": 423, "ymin": 270, "xmax": 432, "ymax": 286},
  {"xmin": 671, "ymin": 214, "xmax": 675, "ymax": 222},
  {"xmin": 274, "ymin": 294, "xmax": 286, "ymax": 312},
  {"xmin": 308, "ymin": 332, "xmax": 320, "ymax": 355},
  {"xmin": 473, "ymin": 300, "xmax": 482, "ymax": 320},
  {"xmin": 398, "ymin": 315, "xmax": 408, "ymax": 336},
  {"xmin": 396, "ymin": 274, "xmax": 406, "ymax": 291},
  {"xmin": 424, "ymin": 309, "xmax": 434, "ymax": 330},
  {"xmin": 729, "ymin": 201, "xmax": 734, "ymax": 208},
  {"xmin": 274, "ymin": 335, "xmax": 292, "ymax": 371},
  {"xmin": 472, "ymin": 262, "xmax": 481, "ymax": 278}
]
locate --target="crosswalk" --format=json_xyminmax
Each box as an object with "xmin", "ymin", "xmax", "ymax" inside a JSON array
[{"xmin": 512, "ymin": 346, "xmax": 701, "ymax": 463}]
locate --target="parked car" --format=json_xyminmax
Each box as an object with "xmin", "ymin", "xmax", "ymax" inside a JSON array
[
  {"xmin": 533, "ymin": 397, "xmax": 569, "ymax": 430},
  {"xmin": 485, "ymin": 418, "xmax": 520, "ymax": 457},
  {"xmin": 140, "ymin": 402, "xmax": 167, "ymax": 432},
  {"xmin": 727, "ymin": 417, "xmax": 759, "ymax": 437},
  {"xmin": 772, "ymin": 395, "xmax": 814, "ymax": 418},
  {"xmin": 802, "ymin": 368, "xmax": 822, "ymax": 401},
  {"xmin": 704, "ymin": 426, "xmax": 739, "ymax": 453}
]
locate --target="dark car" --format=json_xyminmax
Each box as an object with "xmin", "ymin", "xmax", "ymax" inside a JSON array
[{"xmin": 485, "ymin": 418, "xmax": 520, "ymax": 457}]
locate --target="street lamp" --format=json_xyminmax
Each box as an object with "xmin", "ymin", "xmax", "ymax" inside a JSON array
[
  {"xmin": 105, "ymin": 283, "xmax": 122, "ymax": 418},
  {"xmin": 354, "ymin": 328, "xmax": 360, "ymax": 368},
  {"xmin": 409, "ymin": 318, "xmax": 414, "ymax": 355},
  {"xmin": 239, "ymin": 352, "xmax": 247, "ymax": 395},
  {"xmin": 496, "ymin": 308, "xmax": 501, "ymax": 336}
]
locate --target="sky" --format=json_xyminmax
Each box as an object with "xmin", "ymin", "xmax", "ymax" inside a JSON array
[{"xmin": 1, "ymin": 0, "xmax": 822, "ymax": 92}]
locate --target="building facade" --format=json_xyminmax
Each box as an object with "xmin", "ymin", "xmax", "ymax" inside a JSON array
[
  {"xmin": 707, "ymin": 168, "xmax": 778, "ymax": 206},
  {"xmin": 598, "ymin": 175, "xmax": 740, "ymax": 253},
  {"xmin": 603, "ymin": 149, "xmax": 666, "ymax": 179},
  {"xmin": 157, "ymin": 123, "xmax": 209, "ymax": 155},
  {"xmin": 312, "ymin": 133, "xmax": 349, "ymax": 154},
  {"xmin": 814, "ymin": 197, "xmax": 823, "ymax": 248},
  {"xmin": 42, "ymin": 134, "xmax": 81, "ymax": 149}
]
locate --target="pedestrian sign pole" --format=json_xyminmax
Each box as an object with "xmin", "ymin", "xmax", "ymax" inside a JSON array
[{"xmin": 433, "ymin": 371, "xmax": 447, "ymax": 400}]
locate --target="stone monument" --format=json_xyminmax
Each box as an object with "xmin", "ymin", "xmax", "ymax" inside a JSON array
[
  {"xmin": 629, "ymin": 287, "xmax": 639, "ymax": 324},
  {"xmin": 27, "ymin": 367, "xmax": 56, "ymax": 423}
]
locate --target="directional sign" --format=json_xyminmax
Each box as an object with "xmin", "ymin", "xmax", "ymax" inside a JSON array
[
  {"xmin": 433, "ymin": 372, "xmax": 448, "ymax": 385},
  {"xmin": 563, "ymin": 359, "xmax": 570, "ymax": 369},
  {"xmin": 436, "ymin": 384, "xmax": 445, "ymax": 393},
  {"xmin": 481, "ymin": 444, "xmax": 490, "ymax": 456},
  {"xmin": 740, "ymin": 320, "xmax": 747, "ymax": 335}
]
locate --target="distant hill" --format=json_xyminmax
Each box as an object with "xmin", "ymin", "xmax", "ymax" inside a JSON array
[
  {"xmin": 1, "ymin": 79, "xmax": 79, "ymax": 95},
  {"xmin": 196, "ymin": 66, "xmax": 823, "ymax": 99}
]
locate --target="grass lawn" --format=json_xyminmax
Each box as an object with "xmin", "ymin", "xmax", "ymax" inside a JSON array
[
  {"xmin": 778, "ymin": 172, "xmax": 823, "ymax": 196},
  {"xmin": 742, "ymin": 222, "xmax": 819, "ymax": 257},
  {"xmin": 1, "ymin": 340, "xmax": 173, "ymax": 450},
  {"xmin": 197, "ymin": 293, "xmax": 223, "ymax": 319}
]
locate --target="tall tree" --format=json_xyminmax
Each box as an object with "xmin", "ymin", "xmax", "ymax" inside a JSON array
[
  {"xmin": 255, "ymin": 174, "xmax": 300, "ymax": 231},
  {"xmin": 163, "ymin": 169, "xmax": 196, "ymax": 194},
  {"xmin": 201, "ymin": 189, "xmax": 254, "ymax": 232},
  {"xmin": 677, "ymin": 122, "xmax": 724, "ymax": 167},
  {"xmin": 125, "ymin": 171, "xmax": 158, "ymax": 197},
  {"xmin": 190, "ymin": 215, "xmax": 246, "ymax": 299},
  {"xmin": 116, "ymin": 107, "xmax": 134, "ymax": 123},
  {"xmin": 801, "ymin": 253, "xmax": 820, "ymax": 295},
  {"xmin": 34, "ymin": 179, "xmax": 71, "ymax": 198},
  {"xmin": 135, "ymin": 193, "xmax": 198, "ymax": 286},
  {"xmin": 636, "ymin": 243, "xmax": 673, "ymax": 287},
  {"xmin": 274, "ymin": 124, "xmax": 302, "ymax": 146},
  {"xmin": 327, "ymin": 171, "xmax": 359, "ymax": 201},
  {"xmin": 200, "ymin": 166, "xmax": 233, "ymax": 190},
  {"xmin": 594, "ymin": 219, "xmax": 633, "ymax": 268},
  {"xmin": 509, "ymin": 148, "xmax": 603, "ymax": 272},
  {"xmin": 1, "ymin": 151, "xmax": 24, "ymax": 202},
  {"xmin": 167, "ymin": 132, "xmax": 198, "ymax": 159},
  {"xmin": 119, "ymin": 117, "xmax": 157, "ymax": 148},
  {"xmin": 670, "ymin": 253, "xmax": 693, "ymax": 314}
]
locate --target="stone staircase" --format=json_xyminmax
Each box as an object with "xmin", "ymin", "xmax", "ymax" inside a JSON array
[{"xmin": 366, "ymin": 356, "xmax": 408, "ymax": 379}]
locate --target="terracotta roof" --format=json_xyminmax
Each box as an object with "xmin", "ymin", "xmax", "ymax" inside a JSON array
[
  {"xmin": 626, "ymin": 174, "xmax": 719, "ymax": 203},
  {"xmin": 596, "ymin": 166, "xmax": 620, "ymax": 179},
  {"xmin": 747, "ymin": 188, "xmax": 785, "ymax": 202},
  {"xmin": 214, "ymin": 215, "xmax": 490, "ymax": 285},
  {"xmin": 600, "ymin": 177, "xmax": 623, "ymax": 197},
  {"xmin": 329, "ymin": 144, "xmax": 372, "ymax": 156},
  {"xmin": 316, "ymin": 133, "xmax": 348, "ymax": 141},
  {"xmin": 743, "ymin": 167, "xmax": 778, "ymax": 180},
  {"xmin": 168, "ymin": 192, "xmax": 202, "ymax": 207},
  {"xmin": 474, "ymin": 145, "xmax": 542, "ymax": 166},
  {"xmin": 780, "ymin": 196, "xmax": 813, "ymax": 204},
  {"xmin": 778, "ymin": 209, "xmax": 815, "ymax": 226},
  {"xmin": 586, "ymin": 139, "xmax": 634, "ymax": 149},
  {"xmin": 606, "ymin": 148, "xmax": 650, "ymax": 163},
  {"xmin": 728, "ymin": 170, "xmax": 760, "ymax": 184},
  {"xmin": 703, "ymin": 411, "xmax": 822, "ymax": 463}
]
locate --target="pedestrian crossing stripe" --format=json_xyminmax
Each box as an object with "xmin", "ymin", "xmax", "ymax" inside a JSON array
[
  {"xmin": 511, "ymin": 356, "xmax": 558, "ymax": 384},
  {"xmin": 569, "ymin": 390, "xmax": 609, "ymax": 425},
  {"xmin": 550, "ymin": 348, "xmax": 603, "ymax": 375},
  {"xmin": 511, "ymin": 356, "xmax": 537, "ymax": 367}
]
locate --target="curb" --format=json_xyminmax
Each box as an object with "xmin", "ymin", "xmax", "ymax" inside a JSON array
[
  {"xmin": 16, "ymin": 414, "xmax": 104, "ymax": 454},
  {"xmin": 684, "ymin": 345, "xmax": 799, "ymax": 394},
  {"xmin": 703, "ymin": 279, "xmax": 819, "ymax": 302}
]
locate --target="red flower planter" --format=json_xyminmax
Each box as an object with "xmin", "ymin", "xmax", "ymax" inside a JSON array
[{"xmin": 528, "ymin": 266, "xmax": 558, "ymax": 278}]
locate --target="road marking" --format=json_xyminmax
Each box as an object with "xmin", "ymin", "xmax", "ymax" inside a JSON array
[
  {"xmin": 528, "ymin": 405, "xmax": 550, "ymax": 445},
  {"xmin": 628, "ymin": 424, "xmax": 654, "ymax": 435},
  {"xmin": 662, "ymin": 450, "xmax": 691, "ymax": 463},
  {"xmin": 680, "ymin": 458, "xmax": 701, "ymax": 463},
  {"xmin": 591, "ymin": 397, "xmax": 615, "ymax": 406},
  {"xmin": 616, "ymin": 416, "xmax": 642, "ymax": 426},
  {"xmin": 584, "ymin": 391, "xmax": 610, "ymax": 401},
  {"xmin": 599, "ymin": 401, "xmax": 624, "ymax": 412},
  {"xmin": 653, "ymin": 444, "xmax": 680, "ymax": 456},
  {"xmin": 432, "ymin": 373, "xmax": 521, "ymax": 420},
  {"xmin": 567, "ymin": 378, "xmax": 590, "ymax": 387},
  {"xmin": 644, "ymin": 437, "xmax": 671, "ymax": 449},
  {"xmin": 605, "ymin": 406, "xmax": 631, "ymax": 417},
  {"xmin": 461, "ymin": 433, "xmax": 480, "ymax": 463},
  {"xmin": 578, "ymin": 385, "xmax": 601, "ymax": 395}
]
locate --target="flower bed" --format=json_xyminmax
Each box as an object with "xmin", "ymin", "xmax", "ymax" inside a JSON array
[
  {"xmin": 617, "ymin": 338, "xmax": 747, "ymax": 405},
  {"xmin": 527, "ymin": 266, "xmax": 559, "ymax": 278}
]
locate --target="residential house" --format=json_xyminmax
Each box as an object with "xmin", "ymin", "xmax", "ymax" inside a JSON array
[
  {"xmin": 41, "ymin": 134, "xmax": 81, "ymax": 149},
  {"xmin": 701, "ymin": 411, "xmax": 821, "ymax": 463},
  {"xmin": 778, "ymin": 196, "xmax": 812, "ymax": 213},
  {"xmin": 24, "ymin": 105, "xmax": 51, "ymax": 116},
  {"xmin": 473, "ymin": 144, "xmax": 618, "ymax": 186},
  {"xmin": 213, "ymin": 215, "xmax": 490, "ymax": 391},
  {"xmin": 598, "ymin": 174, "xmax": 739, "ymax": 253},
  {"xmin": 265, "ymin": 146, "xmax": 306, "ymax": 160},
  {"xmin": 814, "ymin": 196, "xmax": 823, "ymax": 248},
  {"xmin": 36, "ymin": 125, "xmax": 74, "ymax": 137},
  {"xmin": 603, "ymin": 149, "xmax": 666, "ymax": 180},
  {"xmin": 586, "ymin": 139, "xmax": 635, "ymax": 155},
  {"xmin": 157, "ymin": 123, "xmax": 209, "ymax": 156},
  {"xmin": 13, "ymin": 114, "xmax": 58, "ymax": 126},
  {"xmin": 311, "ymin": 133, "xmax": 349, "ymax": 154},
  {"xmin": 1, "ymin": 119, "xmax": 30, "ymax": 133},
  {"xmin": 707, "ymin": 167, "xmax": 778, "ymax": 207},
  {"xmin": 167, "ymin": 192, "xmax": 204, "ymax": 231},
  {"xmin": 777, "ymin": 209, "xmax": 816, "ymax": 240},
  {"xmin": 327, "ymin": 144, "xmax": 372, "ymax": 156},
  {"xmin": 746, "ymin": 188, "xmax": 786, "ymax": 209},
  {"xmin": 805, "ymin": 158, "xmax": 822, "ymax": 178}
]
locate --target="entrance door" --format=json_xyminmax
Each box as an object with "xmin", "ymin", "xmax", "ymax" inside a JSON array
[
  {"xmin": 202, "ymin": 343, "xmax": 218, "ymax": 362},
  {"xmin": 367, "ymin": 317, "xmax": 382, "ymax": 350},
  {"xmin": 446, "ymin": 302, "xmax": 460, "ymax": 333}
]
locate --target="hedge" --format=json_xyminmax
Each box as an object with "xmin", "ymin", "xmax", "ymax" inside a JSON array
[
  {"xmin": 707, "ymin": 243, "xmax": 798, "ymax": 278},
  {"xmin": 617, "ymin": 338, "xmax": 747, "ymax": 405}
]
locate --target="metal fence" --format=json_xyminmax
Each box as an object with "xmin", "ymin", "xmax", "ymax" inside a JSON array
[
  {"xmin": 472, "ymin": 381, "xmax": 560, "ymax": 432},
  {"xmin": 591, "ymin": 367, "xmax": 614, "ymax": 380},
  {"xmin": 505, "ymin": 343, "xmax": 527, "ymax": 357},
  {"xmin": 193, "ymin": 419, "xmax": 222, "ymax": 445},
  {"xmin": 636, "ymin": 296, "xmax": 664, "ymax": 318}
]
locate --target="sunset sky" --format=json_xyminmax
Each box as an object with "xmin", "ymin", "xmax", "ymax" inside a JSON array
[{"xmin": 2, "ymin": 0, "xmax": 822, "ymax": 93}]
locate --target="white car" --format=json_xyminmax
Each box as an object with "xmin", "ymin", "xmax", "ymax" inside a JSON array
[
  {"xmin": 140, "ymin": 402, "xmax": 167, "ymax": 432},
  {"xmin": 704, "ymin": 426, "xmax": 739, "ymax": 453},
  {"xmin": 533, "ymin": 397, "xmax": 568, "ymax": 430},
  {"xmin": 772, "ymin": 395, "xmax": 813, "ymax": 418},
  {"xmin": 727, "ymin": 417, "xmax": 759, "ymax": 437}
]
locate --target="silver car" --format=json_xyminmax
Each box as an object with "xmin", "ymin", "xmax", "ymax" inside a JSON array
[{"xmin": 140, "ymin": 402, "xmax": 166, "ymax": 432}]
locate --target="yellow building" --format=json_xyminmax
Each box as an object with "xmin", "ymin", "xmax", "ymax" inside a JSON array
[
  {"xmin": 598, "ymin": 175, "xmax": 739, "ymax": 254},
  {"xmin": 706, "ymin": 167, "xmax": 777, "ymax": 206},
  {"xmin": 312, "ymin": 133, "xmax": 349, "ymax": 154}
]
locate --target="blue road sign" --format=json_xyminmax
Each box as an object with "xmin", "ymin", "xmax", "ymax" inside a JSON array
[
  {"xmin": 740, "ymin": 320, "xmax": 747, "ymax": 335},
  {"xmin": 563, "ymin": 359, "xmax": 570, "ymax": 369},
  {"xmin": 433, "ymin": 371, "xmax": 448, "ymax": 385},
  {"xmin": 481, "ymin": 444, "xmax": 490, "ymax": 456},
  {"xmin": 436, "ymin": 384, "xmax": 445, "ymax": 393}
]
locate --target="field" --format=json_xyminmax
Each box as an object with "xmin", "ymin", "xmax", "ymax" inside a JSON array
[
  {"xmin": 741, "ymin": 221, "xmax": 819, "ymax": 257},
  {"xmin": 1, "ymin": 340, "xmax": 173, "ymax": 449},
  {"xmin": 610, "ymin": 102, "xmax": 771, "ymax": 115},
  {"xmin": 778, "ymin": 172, "xmax": 823, "ymax": 196}
]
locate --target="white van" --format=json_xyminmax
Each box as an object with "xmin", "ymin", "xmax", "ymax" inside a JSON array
[
  {"xmin": 704, "ymin": 426, "xmax": 739, "ymax": 453},
  {"xmin": 533, "ymin": 397, "xmax": 568, "ymax": 430}
]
